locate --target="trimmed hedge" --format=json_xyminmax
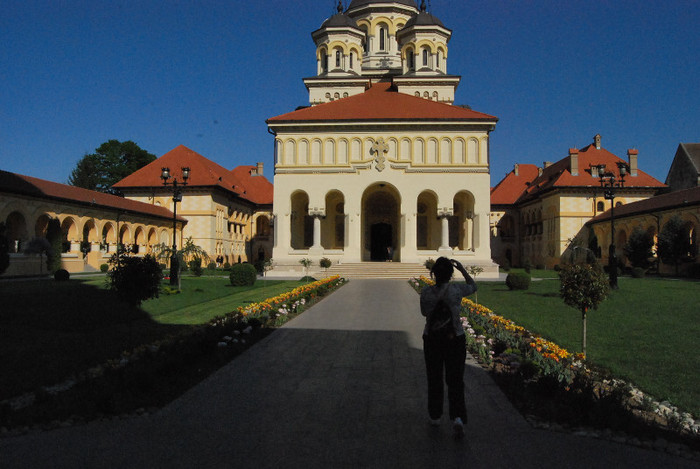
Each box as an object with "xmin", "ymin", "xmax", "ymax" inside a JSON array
[
  {"xmin": 505, "ymin": 272, "xmax": 530, "ymax": 290},
  {"xmin": 54, "ymin": 269, "xmax": 70, "ymax": 281},
  {"xmin": 229, "ymin": 263, "xmax": 257, "ymax": 286}
]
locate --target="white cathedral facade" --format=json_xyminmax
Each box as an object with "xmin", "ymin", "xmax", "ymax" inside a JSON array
[{"xmin": 267, "ymin": 0, "xmax": 499, "ymax": 277}]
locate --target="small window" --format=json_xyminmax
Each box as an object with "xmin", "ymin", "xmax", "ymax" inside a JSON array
[
  {"xmin": 436, "ymin": 52, "xmax": 441, "ymax": 69},
  {"xmin": 422, "ymin": 49, "xmax": 428, "ymax": 66},
  {"xmin": 379, "ymin": 27, "xmax": 386, "ymax": 51},
  {"xmin": 596, "ymin": 201, "xmax": 605, "ymax": 212},
  {"xmin": 349, "ymin": 52, "xmax": 353, "ymax": 68},
  {"xmin": 407, "ymin": 50, "xmax": 414, "ymax": 70},
  {"xmin": 615, "ymin": 201, "xmax": 623, "ymax": 207},
  {"xmin": 321, "ymin": 54, "xmax": 328, "ymax": 72},
  {"xmin": 336, "ymin": 50, "xmax": 341, "ymax": 68}
]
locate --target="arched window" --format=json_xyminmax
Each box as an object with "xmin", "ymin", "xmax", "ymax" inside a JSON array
[
  {"xmin": 349, "ymin": 52, "xmax": 353, "ymax": 68},
  {"xmin": 321, "ymin": 53, "xmax": 328, "ymax": 72},
  {"xmin": 596, "ymin": 201, "xmax": 605, "ymax": 212},
  {"xmin": 335, "ymin": 50, "xmax": 341, "ymax": 68},
  {"xmin": 436, "ymin": 51, "xmax": 441, "ymax": 69},
  {"xmin": 422, "ymin": 48, "xmax": 429, "ymax": 66},
  {"xmin": 379, "ymin": 27, "xmax": 386, "ymax": 51},
  {"xmin": 407, "ymin": 49, "xmax": 414, "ymax": 70}
]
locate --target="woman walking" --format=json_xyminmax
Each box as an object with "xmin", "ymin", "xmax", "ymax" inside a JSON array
[{"xmin": 420, "ymin": 257, "xmax": 476, "ymax": 439}]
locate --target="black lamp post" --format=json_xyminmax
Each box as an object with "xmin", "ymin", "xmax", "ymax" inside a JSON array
[
  {"xmin": 161, "ymin": 166, "xmax": 190, "ymax": 286},
  {"xmin": 595, "ymin": 161, "xmax": 627, "ymax": 289}
]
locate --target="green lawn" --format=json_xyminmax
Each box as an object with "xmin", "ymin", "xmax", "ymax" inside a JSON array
[
  {"xmin": 0, "ymin": 277, "xmax": 307, "ymax": 401},
  {"xmin": 474, "ymin": 276, "xmax": 700, "ymax": 417}
]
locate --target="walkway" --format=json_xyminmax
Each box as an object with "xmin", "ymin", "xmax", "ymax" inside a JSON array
[{"xmin": 1, "ymin": 280, "xmax": 696, "ymax": 468}]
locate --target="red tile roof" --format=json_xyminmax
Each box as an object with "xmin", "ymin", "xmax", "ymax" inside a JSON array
[
  {"xmin": 588, "ymin": 186, "xmax": 700, "ymax": 224},
  {"xmin": 229, "ymin": 166, "xmax": 273, "ymax": 205},
  {"xmin": 267, "ymin": 81, "xmax": 498, "ymax": 123},
  {"xmin": 490, "ymin": 164, "xmax": 539, "ymax": 205},
  {"xmin": 490, "ymin": 144, "xmax": 665, "ymax": 207},
  {"xmin": 0, "ymin": 170, "xmax": 184, "ymax": 222},
  {"xmin": 113, "ymin": 145, "xmax": 273, "ymax": 206}
]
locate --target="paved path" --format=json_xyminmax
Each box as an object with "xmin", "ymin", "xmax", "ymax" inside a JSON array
[{"xmin": 1, "ymin": 280, "xmax": 697, "ymax": 468}]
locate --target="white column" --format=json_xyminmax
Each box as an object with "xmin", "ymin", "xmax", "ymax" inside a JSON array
[
  {"xmin": 312, "ymin": 216, "xmax": 322, "ymax": 248},
  {"xmin": 440, "ymin": 216, "xmax": 450, "ymax": 249}
]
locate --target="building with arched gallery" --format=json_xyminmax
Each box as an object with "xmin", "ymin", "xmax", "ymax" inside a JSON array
[
  {"xmin": 114, "ymin": 145, "xmax": 274, "ymax": 267},
  {"xmin": 0, "ymin": 169, "xmax": 185, "ymax": 276},
  {"xmin": 267, "ymin": 0, "xmax": 500, "ymax": 277}
]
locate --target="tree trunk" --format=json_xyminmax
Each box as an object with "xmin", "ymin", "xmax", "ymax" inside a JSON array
[{"xmin": 581, "ymin": 307, "xmax": 588, "ymax": 357}]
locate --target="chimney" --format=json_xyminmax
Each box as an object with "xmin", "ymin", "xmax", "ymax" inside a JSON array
[
  {"xmin": 255, "ymin": 162, "xmax": 263, "ymax": 176},
  {"xmin": 538, "ymin": 167, "xmax": 543, "ymax": 177},
  {"xmin": 594, "ymin": 134, "xmax": 602, "ymax": 149},
  {"xmin": 627, "ymin": 149, "xmax": 638, "ymax": 177},
  {"xmin": 569, "ymin": 148, "xmax": 579, "ymax": 176},
  {"xmin": 514, "ymin": 163, "xmax": 519, "ymax": 176}
]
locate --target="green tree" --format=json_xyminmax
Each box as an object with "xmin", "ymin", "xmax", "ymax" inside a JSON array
[
  {"xmin": 657, "ymin": 215, "xmax": 688, "ymax": 276},
  {"xmin": 108, "ymin": 252, "xmax": 162, "ymax": 307},
  {"xmin": 559, "ymin": 262, "xmax": 609, "ymax": 356},
  {"xmin": 45, "ymin": 218, "xmax": 63, "ymax": 273},
  {"xmin": 623, "ymin": 226, "xmax": 654, "ymax": 269},
  {"xmin": 68, "ymin": 140, "xmax": 156, "ymax": 191}
]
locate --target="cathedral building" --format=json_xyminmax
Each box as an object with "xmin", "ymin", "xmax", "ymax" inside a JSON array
[{"xmin": 267, "ymin": 0, "xmax": 499, "ymax": 277}]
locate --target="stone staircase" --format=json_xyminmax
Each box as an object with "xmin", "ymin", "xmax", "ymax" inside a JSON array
[{"xmin": 324, "ymin": 262, "xmax": 428, "ymax": 279}]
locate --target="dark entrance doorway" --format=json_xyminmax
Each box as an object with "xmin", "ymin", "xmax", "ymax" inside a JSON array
[{"xmin": 370, "ymin": 222, "xmax": 392, "ymax": 261}]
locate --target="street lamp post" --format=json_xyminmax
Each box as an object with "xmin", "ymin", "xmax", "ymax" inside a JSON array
[
  {"xmin": 595, "ymin": 162, "xmax": 627, "ymax": 289},
  {"xmin": 161, "ymin": 166, "xmax": 190, "ymax": 286}
]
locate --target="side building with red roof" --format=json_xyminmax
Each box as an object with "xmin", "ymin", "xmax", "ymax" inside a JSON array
[
  {"xmin": 266, "ymin": 0, "xmax": 500, "ymax": 277},
  {"xmin": 113, "ymin": 145, "xmax": 273, "ymax": 266},
  {"xmin": 0, "ymin": 169, "xmax": 185, "ymax": 277},
  {"xmin": 489, "ymin": 134, "xmax": 665, "ymax": 269}
]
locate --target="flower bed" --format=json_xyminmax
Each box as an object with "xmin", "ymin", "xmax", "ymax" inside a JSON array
[
  {"xmin": 410, "ymin": 276, "xmax": 699, "ymax": 452},
  {"xmin": 0, "ymin": 276, "xmax": 347, "ymax": 432}
]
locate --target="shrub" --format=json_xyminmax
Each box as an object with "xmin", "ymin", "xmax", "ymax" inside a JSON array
[
  {"xmin": 108, "ymin": 254, "xmax": 162, "ymax": 306},
  {"xmin": 424, "ymin": 258, "xmax": 435, "ymax": 271},
  {"xmin": 522, "ymin": 259, "xmax": 532, "ymax": 274},
  {"xmin": 299, "ymin": 275, "xmax": 317, "ymax": 282},
  {"xmin": 188, "ymin": 259, "xmax": 203, "ymax": 277},
  {"xmin": 319, "ymin": 257, "xmax": 332, "ymax": 270},
  {"xmin": 223, "ymin": 262, "xmax": 231, "ymax": 270},
  {"xmin": 553, "ymin": 264, "xmax": 561, "ymax": 272},
  {"xmin": 54, "ymin": 269, "xmax": 70, "ymax": 281},
  {"xmin": 230, "ymin": 263, "xmax": 257, "ymax": 286},
  {"xmin": 505, "ymin": 272, "xmax": 530, "ymax": 290},
  {"xmin": 207, "ymin": 262, "xmax": 216, "ymax": 270},
  {"xmin": 100, "ymin": 263, "xmax": 109, "ymax": 273},
  {"xmin": 631, "ymin": 267, "xmax": 646, "ymax": 278}
]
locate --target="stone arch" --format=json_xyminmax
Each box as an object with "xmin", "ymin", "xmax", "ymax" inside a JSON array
[
  {"xmin": 134, "ymin": 226, "xmax": 146, "ymax": 252},
  {"xmin": 440, "ymin": 138, "xmax": 452, "ymax": 164},
  {"xmin": 35, "ymin": 213, "xmax": 52, "ymax": 238},
  {"xmin": 311, "ymin": 139, "xmax": 322, "ymax": 165},
  {"xmin": 362, "ymin": 183, "xmax": 401, "ymax": 261},
  {"xmin": 324, "ymin": 138, "xmax": 336, "ymax": 165},
  {"xmin": 284, "ymin": 139, "xmax": 296, "ymax": 166},
  {"xmin": 454, "ymin": 138, "xmax": 466, "ymax": 164},
  {"xmin": 119, "ymin": 223, "xmax": 131, "ymax": 246},
  {"xmin": 453, "ymin": 191, "xmax": 476, "ymax": 250},
  {"xmin": 414, "ymin": 39, "xmax": 437, "ymax": 54},
  {"xmin": 323, "ymin": 190, "xmax": 346, "ymax": 249},
  {"xmin": 387, "ymin": 138, "xmax": 398, "ymax": 160},
  {"xmin": 298, "ymin": 139, "xmax": 309, "ymax": 165},
  {"xmin": 147, "ymin": 227, "xmax": 158, "ymax": 252},
  {"xmin": 290, "ymin": 191, "xmax": 310, "ymax": 249},
  {"xmin": 400, "ymin": 137, "xmax": 411, "ymax": 161},
  {"xmin": 350, "ymin": 138, "xmax": 362, "ymax": 161},
  {"xmin": 427, "ymin": 138, "xmax": 438, "ymax": 164},
  {"xmin": 5, "ymin": 211, "xmax": 28, "ymax": 253},
  {"xmin": 467, "ymin": 137, "xmax": 479, "ymax": 164},
  {"xmin": 413, "ymin": 138, "xmax": 425, "ymax": 164},
  {"xmin": 60, "ymin": 216, "xmax": 78, "ymax": 253},
  {"xmin": 417, "ymin": 190, "xmax": 439, "ymax": 250},
  {"xmin": 82, "ymin": 218, "xmax": 97, "ymax": 244},
  {"xmin": 337, "ymin": 138, "xmax": 349, "ymax": 164}
]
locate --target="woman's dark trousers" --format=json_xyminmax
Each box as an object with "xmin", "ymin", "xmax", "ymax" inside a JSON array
[{"xmin": 423, "ymin": 334, "xmax": 467, "ymax": 421}]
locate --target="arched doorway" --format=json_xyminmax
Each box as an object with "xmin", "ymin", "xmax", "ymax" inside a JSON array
[{"xmin": 362, "ymin": 183, "xmax": 400, "ymax": 261}]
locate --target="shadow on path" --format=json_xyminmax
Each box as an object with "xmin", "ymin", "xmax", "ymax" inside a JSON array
[{"xmin": 1, "ymin": 280, "xmax": 696, "ymax": 468}]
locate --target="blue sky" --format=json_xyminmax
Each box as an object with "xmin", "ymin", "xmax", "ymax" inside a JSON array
[{"xmin": 2, "ymin": 0, "xmax": 698, "ymax": 186}]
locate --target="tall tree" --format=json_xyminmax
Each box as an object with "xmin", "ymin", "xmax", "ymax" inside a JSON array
[
  {"xmin": 623, "ymin": 226, "xmax": 654, "ymax": 269},
  {"xmin": 657, "ymin": 214, "xmax": 689, "ymax": 276},
  {"xmin": 68, "ymin": 140, "xmax": 156, "ymax": 192}
]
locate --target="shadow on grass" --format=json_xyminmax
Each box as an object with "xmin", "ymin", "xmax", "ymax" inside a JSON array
[{"xmin": 0, "ymin": 278, "xmax": 188, "ymax": 402}]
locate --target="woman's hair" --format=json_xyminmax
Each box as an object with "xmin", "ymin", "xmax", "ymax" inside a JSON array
[{"xmin": 431, "ymin": 257, "xmax": 453, "ymax": 284}]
